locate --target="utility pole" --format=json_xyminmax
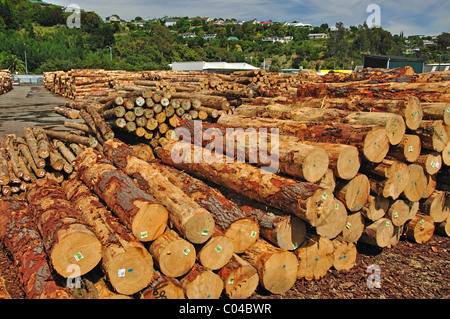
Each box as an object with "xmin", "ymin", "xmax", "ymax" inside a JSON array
[
  {"xmin": 107, "ymin": 46, "xmax": 112, "ymax": 61},
  {"xmin": 24, "ymin": 50, "xmax": 28, "ymax": 75}
]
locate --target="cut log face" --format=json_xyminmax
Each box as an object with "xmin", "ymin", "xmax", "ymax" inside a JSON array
[
  {"xmin": 75, "ymin": 147, "xmax": 168, "ymax": 242},
  {"xmin": 218, "ymin": 254, "xmax": 259, "ymax": 299},
  {"xmin": 420, "ymin": 190, "xmax": 450, "ymax": 223},
  {"xmin": 335, "ymin": 174, "xmax": 370, "ymax": 212},
  {"xmin": 296, "ymin": 235, "xmax": 334, "ymax": 281},
  {"xmin": 149, "ymin": 229, "xmax": 196, "ymax": 278},
  {"xmin": 242, "ymin": 238, "xmax": 298, "ymax": 294},
  {"xmin": 339, "ymin": 211, "xmax": 365, "ymax": 243},
  {"xmin": 141, "ymin": 271, "xmax": 185, "ymax": 299},
  {"xmin": 181, "ymin": 264, "xmax": 224, "ymax": 299},
  {"xmin": 363, "ymin": 128, "xmax": 390, "ymax": 163},
  {"xmin": 332, "ymin": 240, "xmax": 357, "ymax": 271},
  {"xmin": 361, "ymin": 195, "xmax": 389, "ymax": 221},
  {"xmin": 316, "ymin": 199, "xmax": 348, "ymax": 239},
  {"xmin": 406, "ymin": 213, "xmax": 435, "ymax": 244},
  {"xmin": 197, "ymin": 233, "xmax": 234, "ymax": 270},
  {"xmin": 359, "ymin": 218, "xmax": 394, "ymax": 248},
  {"xmin": 0, "ymin": 198, "xmax": 72, "ymax": 299},
  {"xmin": 387, "ymin": 199, "xmax": 411, "ymax": 227},
  {"xmin": 403, "ymin": 164, "xmax": 427, "ymax": 202},
  {"xmin": 26, "ymin": 178, "xmax": 102, "ymax": 278}
]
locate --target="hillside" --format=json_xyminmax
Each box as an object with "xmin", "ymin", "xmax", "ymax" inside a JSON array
[{"xmin": 0, "ymin": 0, "xmax": 449, "ymax": 73}]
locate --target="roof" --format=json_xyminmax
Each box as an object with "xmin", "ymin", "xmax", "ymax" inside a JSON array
[
  {"xmin": 363, "ymin": 54, "xmax": 425, "ymax": 62},
  {"xmin": 170, "ymin": 61, "xmax": 259, "ymax": 72}
]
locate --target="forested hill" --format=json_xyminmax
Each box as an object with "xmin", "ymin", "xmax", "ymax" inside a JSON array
[{"xmin": 0, "ymin": 0, "xmax": 449, "ymax": 74}]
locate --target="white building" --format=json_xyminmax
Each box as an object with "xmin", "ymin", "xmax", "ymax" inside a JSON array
[
  {"xmin": 170, "ymin": 61, "xmax": 259, "ymax": 74},
  {"xmin": 262, "ymin": 36, "xmax": 293, "ymax": 43},
  {"xmin": 308, "ymin": 33, "xmax": 328, "ymax": 39},
  {"xmin": 203, "ymin": 34, "xmax": 217, "ymax": 41}
]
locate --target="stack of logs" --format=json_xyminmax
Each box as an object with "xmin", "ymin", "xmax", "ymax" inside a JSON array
[
  {"xmin": 0, "ymin": 66, "xmax": 447, "ymax": 299},
  {"xmin": 0, "ymin": 69, "xmax": 12, "ymax": 95}
]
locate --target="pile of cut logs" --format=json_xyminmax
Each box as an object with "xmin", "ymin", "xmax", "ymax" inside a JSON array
[
  {"xmin": 0, "ymin": 69, "xmax": 12, "ymax": 95},
  {"xmin": 0, "ymin": 66, "xmax": 448, "ymax": 300}
]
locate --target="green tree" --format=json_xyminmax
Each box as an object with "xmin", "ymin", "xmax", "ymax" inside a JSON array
[{"xmin": 0, "ymin": 53, "xmax": 26, "ymax": 73}]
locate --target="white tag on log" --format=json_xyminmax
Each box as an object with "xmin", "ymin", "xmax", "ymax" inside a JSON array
[
  {"xmin": 118, "ymin": 269, "xmax": 125, "ymax": 277},
  {"xmin": 140, "ymin": 231, "xmax": 148, "ymax": 239},
  {"xmin": 74, "ymin": 252, "xmax": 83, "ymax": 262},
  {"xmin": 183, "ymin": 248, "xmax": 190, "ymax": 256}
]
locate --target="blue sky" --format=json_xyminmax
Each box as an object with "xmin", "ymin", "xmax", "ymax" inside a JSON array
[{"xmin": 52, "ymin": 0, "xmax": 449, "ymax": 36}]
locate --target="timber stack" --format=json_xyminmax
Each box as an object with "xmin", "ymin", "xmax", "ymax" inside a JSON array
[
  {"xmin": 0, "ymin": 69, "xmax": 12, "ymax": 95},
  {"xmin": 0, "ymin": 66, "xmax": 447, "ymax": 300}
]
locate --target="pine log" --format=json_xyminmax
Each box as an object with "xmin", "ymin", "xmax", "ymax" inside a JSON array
[
  {"xmin": 102, "ymin": 140, "xmax": 214, "ymax": 244},
  {"xmin": 26, "ymin": 178, "xmax": 102, "ymax": 278},
  {"xmin": 180, "ymin": 263, "xmax": 224, "ymax": 299},
  {"xmin": 140, "ymin": 271, "xmax": 185, "ymax": 299},
  {"xmin": 62, "ymin": 178, "xmax": 154, "ymax": 295},
  {"xmin": 388, "ymin": 134, "xmax": 421, "ymax": 163},
  {"xmin": 420, "ymin": 190, "xmax": 450, "ymax": 223},
  {"xmin": 360, "ymin": 195, "xmax": 389, "ymax": 221},
  {"xmin": 421, "ymin": 102, "xmax": 450, "ymax": 125},
  {"xmin": 435, "ymin": 218, "xmax": 450, "ymax": 237},
  {"xmin": 75, "ymin": 147, "xmax": 168, "ymax": 242},
  {"xmin": 0, "ymin": 148, "xmax": 9, "ymax": 185},
  {"xmin": 155, "ymin": 140, "xmax": 335, "ymax": 227},
  {"xmin": 217, "ymin": 114, "xmax": 389, "ymax": 163},
  {"xmin": 442, "ymin": 143, "xmax": 450, "ymax": 166},
  {"xmin": 43, "ymin": 129, "xmax": 98, "ymax": 148},
  {"xmin": 241, "ymin": 205, "xmax": 307, "ymax": 251},
  {"xmin": 339, "ymin": 211, "xmax": 365, "ymax": 243},
  {"xmin": 295, "ymin": 235, "xmax": 334, "ymax": 280},
  {"xmin": 149, "ymin": 161, "xmax": 259, "ymax": 252},
  {"xmin": 415, "ymin": 120, "xmax": 449, "ymax": 152},
  {"xmin": 386, "ymin": 199, "xmax": 411, "ymax": 226},
  {"xmin": 335, "ymin": 174, "xmax": 370, "ymax": 212},
  {"xmin": 405, "ymin": 213, "xmax": 435, "ymax": 244},
  {"xmin": 197, "ymin": 229, "xmax": 234, "ymax": 270},
  {"xmin": 416, "ymin": 152, "xmax": 442, "ymax": 175},
  {"xmin": 149, "ymin": 228, "xmax": 196, "ymax": 278},
  {"xmin": 87, "ymin": 104, "xmax": 115, "ymax": 140},
  {"xmin": 0, "ymin": 198, "xmax": 73, "ymax": 299},
  {"xmin": 217, "ymin": 254, "xmax": 259, "ymax": 299},
  {"xmin": 315, "ymin": 199, "xmax": 348, "ymax": 239},
  {"xmin": 332, "ymin": 239, "xmax": 357, "ymax": 271},
  {"xmin": 32, "ymin": 127, "xmax": 51, "ymax": 159},
  {"xmin": 359, "ymin": 218, "xmax": 394, "ymax": 248},
  {"xmin": 179, "ymin": 119, "xmax": 330, "ymax": 182},
  {"xmin": 402, "ymin": 164, "xmax": 427, "ymax": 202},
  {"xmin": 241, "ymin": 238, "xmax": 298, "ymax": 294}
]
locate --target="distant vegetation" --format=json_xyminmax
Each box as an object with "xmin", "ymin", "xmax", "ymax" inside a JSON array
[{"xmin": 0, "ymin": 0, "xmax": 449, "ymax": 74}]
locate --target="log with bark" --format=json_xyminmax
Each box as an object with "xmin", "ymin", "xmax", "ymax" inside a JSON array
[
  {"xmin": 75, "ymin": 147, "xmax": 169, "ymax": 242},
  {"xmin": 62, "ymin": 178, "xmax": 154, "ymax": 295},
  {"xmin": 102, "ymin": 139, "xmax": 215, "ymax": 244},
  {"xmin": 180, "ymin": 263, "xmax": 224, "ymax": 299},
  {"xmin": 197, "ymin": 229, "xmax": 234, "ymax": 270},
  {"xmin": 26, "ymin": 178, "xmax": 102, "ymax": 278},
  {"xmin": 140, "ymin": 271, "xmax": 185, "ymax": 299},
  {"xmin": 241, "ymin": 238, "xmax": 298, "ymax": 294},
  {"xmin": 405, "ymin": 213, "xmax": 435, "ymax": 244},
  {"xmin": 155, "ymin": 139, "xmax": 336, "ymax": 227},
  {"xmin": 217, "ymin": 254, "xmax": 259, "ymax": 299},
  {"xmin": 0, "ymin": 198, "xmax": 73, "ymax": 299}
]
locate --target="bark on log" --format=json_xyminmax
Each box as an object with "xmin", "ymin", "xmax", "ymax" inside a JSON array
[
  {"xmin": 102, "ymin": 139, "xmax": 215, "ymax": 244},
  {"xmin": 0, "ymin": 198, "xmax": 73, "ymax": 299},
  {"xmin": 62, "ymin": 178, "xmax": 154, "ymax": 295},
  {"xmin": 26, "ymin": 178, "xmax": 102, "ymax": 278},
  {"xmin": 75, "ymin": 147, "xmax": 168, "ymax": 242},
  {"xmin": 241, "ymin": 238, "xmax": 298, "ymax": 294},
  {"xmin": 217, "ymin": 254, "xmax": 259, "ymax": 299},
  {"xmin": 148, "ymin": 161, "xmax": 259, "ymax": 253},
  {"xmin": 149, "ymin": 228, "xmax": 196, "ymax": 278},
  {"xmin": 335, "ymin": 174, "xmax": 370, "ymax": 212},
  {"xmin": 155, "ymin": 140, "xmax": 335, "ymax": 227}
]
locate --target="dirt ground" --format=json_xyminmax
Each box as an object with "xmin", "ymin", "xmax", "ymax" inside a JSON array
[{"xmin": 0, "ymin": 84, "xmax": 69, "ymax": 137}]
